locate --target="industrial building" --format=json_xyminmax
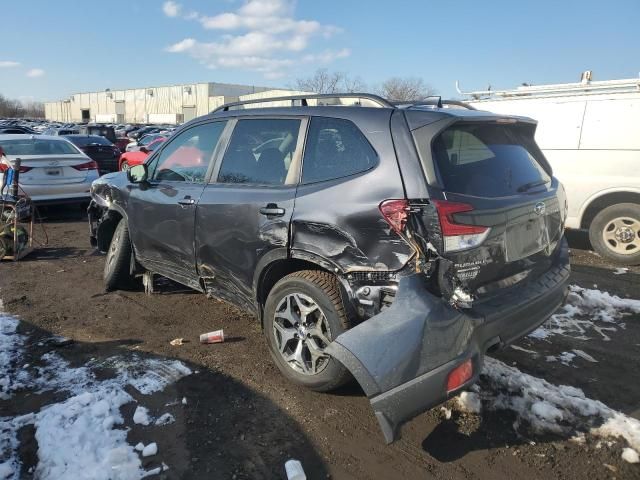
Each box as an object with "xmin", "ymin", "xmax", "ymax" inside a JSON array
[{"xmin": 44, "ymin": 82, "xmax": 295, "ymax": 124}]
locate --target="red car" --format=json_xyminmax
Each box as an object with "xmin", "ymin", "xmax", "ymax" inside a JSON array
[{"xmin": 118, "ymin": 137, "xmax": 166, "ymax": 171}]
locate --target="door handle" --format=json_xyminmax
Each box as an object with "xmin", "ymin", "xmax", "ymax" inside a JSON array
[
  {"xmin": 260, "ymin": 203, "xmax": 285, "ymax": 217},
  {"xmin": 178, "ymin": 196, "xmax": 196, "ymax": 206}
]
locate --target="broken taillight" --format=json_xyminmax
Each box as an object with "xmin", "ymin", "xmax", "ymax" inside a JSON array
[
  {"xmin": 446, "ymin": 358, "xmax": 473, "ymax": 393},
  {"xmin": 379, "ymin": 199, "xmax": 409, "ymax": 235},
  {"xmin": 433, "ymin": 200, "xmax": 489, "ymax": 252}
]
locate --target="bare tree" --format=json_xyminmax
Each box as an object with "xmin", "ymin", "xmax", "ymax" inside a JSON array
[
  {"xmin": 0, "ymin": 94, "xmax": 44, "ymax": 118},
  {"xmin": 293, "ymin": 69, "xmax": 366, "ymax": 94},
  {"xmin": 376, "ymin": 77, "xmax": 435, "ymax": 102}
]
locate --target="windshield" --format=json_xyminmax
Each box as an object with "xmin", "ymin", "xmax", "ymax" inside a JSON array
[
  {"xmin": 139, "ymin": 135, "xmax": 159, "ymax": 145},
  {"xmin": 428, "ymin": 123, "xmax": 551, "ymax": 197},
  {"xmin": 66, "ymin": 136, "xmax": 112, "ymax": 147},
  {"xmin": 0, "ymin": 138, "xmax": 81, "ymax": 156}
]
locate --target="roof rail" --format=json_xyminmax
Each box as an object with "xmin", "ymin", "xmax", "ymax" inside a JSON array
[
  {"xmin": 393, "ymin": 96, "xmax": 443, "ymax": 109},
  {"xmin": 211, "ymin": 93, "xmax": 394, "ymax": 113}
]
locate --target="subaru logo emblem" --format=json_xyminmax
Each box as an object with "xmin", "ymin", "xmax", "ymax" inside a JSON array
[{"xmin": 534, "ymin": 202, "xmax": 545, "ymax": 215}]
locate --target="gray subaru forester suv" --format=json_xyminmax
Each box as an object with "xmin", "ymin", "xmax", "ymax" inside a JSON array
[{"xmin": 88, "ymin": 94, "xmax": 570, "ymax": 443}]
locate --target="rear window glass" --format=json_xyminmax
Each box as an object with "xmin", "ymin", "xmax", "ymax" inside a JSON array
[
  {"xmin": 430, "ymin": 124, "xmax": 550, "ymax": 197},
  {"xmin": 302, "ymin": 117, "xmax": 377, "ymax": 184},
  {"xmin": 66, "ymin": 136, "xmax": 112, "ymax": 147},
  {"xmin": 0, "ymin": 139, "xmax": 80, "ymax": 156}
]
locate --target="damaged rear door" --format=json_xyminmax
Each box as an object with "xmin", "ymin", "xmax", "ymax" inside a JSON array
[
  {"xmin": 195, "ymin": 117, "xmax": 307, "ymax": 312},
  {"xmin": 326, "ymin": 117, "xmax": 568, "ymax": 443}
]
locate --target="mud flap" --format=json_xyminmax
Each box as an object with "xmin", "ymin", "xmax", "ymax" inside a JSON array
[{"xmin": 325, "ymin": 274, "xmax": 480, "ymax": 443}]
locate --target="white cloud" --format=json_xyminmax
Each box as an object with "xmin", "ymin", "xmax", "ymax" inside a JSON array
[
  {"xmin": 162, "ymin": 1, "xmax": 181, "ymax": 17},
  {"xmin": 26, "ymin": 68, "xmax": 44, "ymax": 78},
  {"xmin": 164, "ymin": 0, "xmax": 347, "ymax": 78},
  {"xmin": 0, "ymin": 61, "xmax": 20, "ymax": 68}
]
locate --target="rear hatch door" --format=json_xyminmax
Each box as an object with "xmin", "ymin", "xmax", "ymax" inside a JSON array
[{"xmin": 419, "ymin": 120, "xmax": 566, "ymax": 297}]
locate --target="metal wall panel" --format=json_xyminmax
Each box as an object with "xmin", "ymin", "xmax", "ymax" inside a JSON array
[{"xmin": 134, "ymin": 89, "xmax": 146, "ymax": 123}]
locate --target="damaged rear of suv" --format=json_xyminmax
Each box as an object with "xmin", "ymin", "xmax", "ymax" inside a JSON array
[{"xmin": 88, "ymin": 94, "xmax": 570, "ymax": 443}]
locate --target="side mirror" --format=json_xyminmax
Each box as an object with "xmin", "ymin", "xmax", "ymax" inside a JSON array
[
  {"xmin": 139, "ymin": 146, "xmax": 149, "ymax": 154},
  {"xmin": 127, "ymin": 164, "xmax": 148, "ymax": 183}
]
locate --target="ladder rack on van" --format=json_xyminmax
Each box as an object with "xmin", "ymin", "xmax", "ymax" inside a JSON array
[{"xmin": 456, "ymin": 71, "xmax": 640, "ymax": 100}]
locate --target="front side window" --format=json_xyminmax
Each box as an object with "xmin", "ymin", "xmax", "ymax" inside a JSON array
[
  {"xmin": 149, "ymin": 121, "xmax": 225, "ymax": 183},
  {"xmin": 217, "ymin": 118, "xmax": 301, "ymax": 186},
  {"xmin": 302, "ymin": 117, "xmax": 378, "ymax": 184}
]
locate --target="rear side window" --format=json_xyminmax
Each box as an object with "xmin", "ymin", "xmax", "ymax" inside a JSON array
[
  {"xmin": 430, "ymin": 124, "xmax": 551, "ymax": 197},
  {"xmin": 302, "ymin": 117, "xmax": 377, "ymax": 184},
  {"xmin": 217, "ymin": 118, "xmax": 301, "ymax": 186}
]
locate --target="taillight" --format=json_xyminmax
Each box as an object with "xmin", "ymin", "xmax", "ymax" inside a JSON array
[
  {"xmin": 0, "ymin": 163, "xmax": 32, "ymax": 173},
  {"xmin": 72, "ymin": 160, "xmax": 98, "ymax": 171},
  {"xmin": 379, "ymin": 199, "xmax": 409, "ymax": 235},
  {"xmin": 446, "ymin": 359, "xmax": 473, "ymax": 393},
  {"xmin": 433, "ymin": 200, "xmax": 489, "ymax": 252}
]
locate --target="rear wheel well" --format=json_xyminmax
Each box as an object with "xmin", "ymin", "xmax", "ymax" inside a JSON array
[
  {"xmin": 580, "ymin": 192, "xmax": 640, "ymax": 229},
  {"xmin": 257, "ymin": 259, "xmax": 335, "ymax": 325}
]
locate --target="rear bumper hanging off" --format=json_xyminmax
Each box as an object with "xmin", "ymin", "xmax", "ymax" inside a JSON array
[{"xmin": 326, "ymin": 238, "xmax": 570, "ymax": 443}]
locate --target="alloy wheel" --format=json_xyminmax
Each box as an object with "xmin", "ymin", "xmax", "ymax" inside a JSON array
[{"xmin": 273, "ymin": 292, "xmax": 332, "ymax": 375}]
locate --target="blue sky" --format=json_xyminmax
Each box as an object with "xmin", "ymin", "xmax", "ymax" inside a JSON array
[{"xmin": 1, "ymin": 0, "xmax": 638, "ymax": 102}]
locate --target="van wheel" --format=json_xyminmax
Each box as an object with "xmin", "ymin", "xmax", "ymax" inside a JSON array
[
  {"xmin": 589, "ymin": 203, "xmax": 640, "ymax": 265},
  {"xmin": 264, "ymin": 271, "xmax": 352, "ymax": 392},
  {"xmin": 103, "ymin": 219, "xmax": 136, "ymax": 290}
]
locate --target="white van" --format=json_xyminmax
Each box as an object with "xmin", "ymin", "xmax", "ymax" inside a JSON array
[{"xmin": 461, "ymin": 73, "xmax": 640, "ymax": 265}]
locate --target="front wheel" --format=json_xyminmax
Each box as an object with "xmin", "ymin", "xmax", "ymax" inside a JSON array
[
  {"xmin": 588, "ymin": 203, "xmax": 640, "ymax": 265},
  {"xmin": 263, "ymin": 271, "xmax": 352, "ymax": 392},
  {"xmin": 103, "ymin": 219, "xmax": 136, "ymax": 290},
  {"xmin": 120, "ymin": 161, "xmax": 130, "ymax": 172}
]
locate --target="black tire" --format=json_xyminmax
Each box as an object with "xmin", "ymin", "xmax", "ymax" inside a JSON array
[
  {"xmin": 103, "ymin": 219, "xmax": 136, "ymax": 290},
  {"xmin": 588, "ymin": 202, "xmax": 640, "ymax": 265},
  {"xmin": 264, "ymin": 270, "xmax": 352, "ymax": 392}
]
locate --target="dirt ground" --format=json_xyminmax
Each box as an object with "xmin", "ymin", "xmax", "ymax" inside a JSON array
[{"xmin": 1, "ymin": 207, "xmax": 639, "ymax": 479}]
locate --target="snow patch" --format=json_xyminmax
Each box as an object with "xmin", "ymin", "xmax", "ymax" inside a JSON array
[
  {"xmin": 0, "ymin": 315, "xmax": 25, "ymax": 400},
  {"xmin": 529, "ymin": 285, "xmax": 640, "ymax": 341},
  {"xmin": 480, "ymin": 358, "xmax": 640, "ymax": 452},
  {"xmin": 0, "ymin": 310, "xmax": 191, "ymax": 479},
  {"xmin": 456, "ymin": 391, "xmax": 481, "ymax": 414},
  {"xmin": 133, "ymin": 406, "xmax": 151, "ymax": 426},
  {"xmin": 142, "ymin": 443, "xmax": 158, "ymax": 458},
  {"xmin": 622, "ymin": 448, "xmax": 639, "ymax": 464},
  {"xmin": 154, "ymin": 413, "xmax": 175, "ymax": 426}
]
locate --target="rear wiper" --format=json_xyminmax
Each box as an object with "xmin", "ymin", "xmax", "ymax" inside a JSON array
[{"xmin": 517, "ymin": 180, "xmax": 549, "ymax": 193}]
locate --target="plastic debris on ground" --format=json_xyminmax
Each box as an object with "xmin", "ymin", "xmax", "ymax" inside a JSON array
[{"xmin": 284, "ymin": 459, "xmax": 306, "ymax": 480}]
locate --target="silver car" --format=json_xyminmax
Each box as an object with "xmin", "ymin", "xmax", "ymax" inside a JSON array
[{"xmin": 0, "ymin": 135, "xmax": 99, "ymax": 203}]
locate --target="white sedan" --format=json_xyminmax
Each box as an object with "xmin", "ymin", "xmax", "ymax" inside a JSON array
[{"xmin": 0, "ymin": 135, "xmax": 99, "ymax": 203}]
